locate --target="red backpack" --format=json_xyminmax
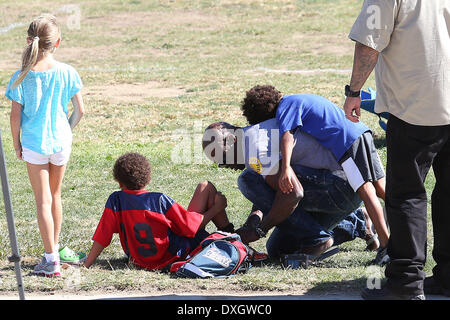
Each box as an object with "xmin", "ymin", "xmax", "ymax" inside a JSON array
[{"xmin": 170, "ymin": 232, "xmax": 251, "ymax": 278}]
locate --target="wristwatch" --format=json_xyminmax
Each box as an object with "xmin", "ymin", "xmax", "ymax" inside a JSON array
[{"xmin": 345, "ymin": 85, "xmax": 360, "ymax": 97}]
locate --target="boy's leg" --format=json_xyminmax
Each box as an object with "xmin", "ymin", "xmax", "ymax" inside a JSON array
[
  {"xmin": 340, "ymin": 132, "xmax": 389, "ymax": 248},
  {"xmin": 187, "ymin": 181, "xmax": 231, "ymax": 231},
  {"xmin": 357, "ymin": 182, "xmax": 389, "ymax": 248},
  {"xmin": 26, "ymin": 163, "xmax": 55, "ymax": 255},
  {"xmin": 373, "ymin": 177, "xmax": 386, "ymax": 201}
]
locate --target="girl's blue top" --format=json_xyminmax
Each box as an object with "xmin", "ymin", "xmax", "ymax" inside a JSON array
[{"xmin": 5, "ymin": 61, "xmax": 83, "ymax": 155}]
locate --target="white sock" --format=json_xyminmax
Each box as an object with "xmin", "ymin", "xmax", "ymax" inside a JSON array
[
  {"xmin": 55, "ymin": 243, "xmax": 60, "ymax": 252},
  {"xmin": 44, "ymin": 252, "xmax": 59, "ymax": 263}
]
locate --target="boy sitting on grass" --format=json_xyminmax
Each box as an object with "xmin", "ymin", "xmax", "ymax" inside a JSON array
[
  {"xmin": 84, "ymin": 152, "xmax": 234, "ymax": 270},
  {"xmin": 240, "ymin": 85, "xmax": 390, "ymax": 264}
]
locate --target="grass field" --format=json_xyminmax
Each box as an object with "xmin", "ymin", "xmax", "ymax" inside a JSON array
[{"xmin": 0, "ymin": 0, "xmax": 437, "ymax": 297}]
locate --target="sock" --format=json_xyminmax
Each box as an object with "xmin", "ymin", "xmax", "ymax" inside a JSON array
[
  {"xmin": 55, "ymin": 243, "xmax": 60, "ymax": 252},
  {"xmin": 44, "ymin": 252, "xmax": 59, "ymax": 263}
]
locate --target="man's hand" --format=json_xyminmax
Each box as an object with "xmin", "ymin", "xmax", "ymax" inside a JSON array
[
  {"xmin": 344, "ymin": 42, "xmax": 379, "ymax": 123},
  {"xmin": 278, "ymin": 166, "xmax": 295, "ymax": 194},
  {"xmin": 214, "ymin": 192, "xmax": 228, "ymax": 211},
  {"xmin": 343, "ymin": 96, "xmax": 361, "ymax": 122}
]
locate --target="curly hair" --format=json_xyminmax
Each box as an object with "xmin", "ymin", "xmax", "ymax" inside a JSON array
[
  {"xmin": 241, "ymin": 85, "xmax": 283, "ymax": 125},
  {"xmin": 113, "ymin": 153, "xmax": 152, "ymax": 190}
]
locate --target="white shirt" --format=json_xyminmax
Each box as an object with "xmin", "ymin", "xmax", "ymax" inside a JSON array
[{"xmin": 349, "ymin": 0, "xmax": 450, "ymax": 126}]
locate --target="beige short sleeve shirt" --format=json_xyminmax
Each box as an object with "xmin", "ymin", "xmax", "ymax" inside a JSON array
[{"xmin": 349, "ymin": 0, "xmax": 450, "ymax": 126}]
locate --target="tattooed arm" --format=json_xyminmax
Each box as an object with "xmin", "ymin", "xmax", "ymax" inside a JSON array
[{"xmin": 343, "ymin": 42, "xmax": 379, "ymax": 122}]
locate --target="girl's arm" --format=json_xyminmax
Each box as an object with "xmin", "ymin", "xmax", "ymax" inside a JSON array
[
  {"xmin": 69, "ymin": 91, "xmax": 85, "ymax": 130},
  {"xmin": 84, "ymin": 241, "xmax": 105, "ymax": 268},
  {"xmin": 10, "ymin": 101, "xmax": 22, "ymax": 160},
  {"xmin": 279, "ymin": 131, "xmax": 295, "ymax": 194}
]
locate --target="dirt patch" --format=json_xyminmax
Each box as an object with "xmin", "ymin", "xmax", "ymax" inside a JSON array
[
  {"xmin": 56, "ymin": 45, "xmax": 119, "ymax": 65},
  {"xmin": 87, "ymin": 10, "xmax": 228, "ymax": 36},
  {"xmin": 291, "ymin": 32, "xmax": 354, "ymax": 56},
  {"xmin": 84, "ymin": 81, "xmax": 186, "ymax": 104}
]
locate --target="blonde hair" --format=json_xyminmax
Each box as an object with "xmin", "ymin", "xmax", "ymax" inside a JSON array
[{"xmin": 12, "ymin": 14, "xmax": 61, "ymax": 89}]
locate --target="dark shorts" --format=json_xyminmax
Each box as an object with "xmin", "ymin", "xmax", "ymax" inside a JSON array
[
  {"xmin": 168, "ymin": 229, "xmax": 210, "ymax": 259},
  {"xmin": 339, "ymin": 131, "xmax": 385, "ymax": 192}
]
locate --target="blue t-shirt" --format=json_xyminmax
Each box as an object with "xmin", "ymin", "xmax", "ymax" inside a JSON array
[
  {"xmin": 5, "ymin": 62, "xmax": 83, "ymax": 155},
  {"xmin": 276, "ymin": 94, "xmax": 369, "ymax": 161}
]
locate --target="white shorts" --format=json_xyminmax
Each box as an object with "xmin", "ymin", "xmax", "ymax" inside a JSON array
[{"xmin": 22, "ymin": 147, "xmax": 71, "ymax": 166}]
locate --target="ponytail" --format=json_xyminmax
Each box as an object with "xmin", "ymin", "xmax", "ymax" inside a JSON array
[
  {"xmin": 11, "ymin": 14, "xmax": 61, "ymax": 89},
  {"xmin": 11, "ymin": 36, "xmax": 40, "ymax": 89}
]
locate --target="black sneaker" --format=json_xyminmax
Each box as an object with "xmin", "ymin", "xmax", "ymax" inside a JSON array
[
  {"xmin": 370, "ymin": 246, "xmax": 390, "ymax": 266},
  {"xmin": 424, "ymin": 276, "xmax": 450, "ymax": 297},
  {"xmin": 361, "ymin": 286, "xmax": 425, "ymax": 300}
]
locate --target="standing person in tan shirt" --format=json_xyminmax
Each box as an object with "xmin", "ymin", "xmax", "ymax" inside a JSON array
[{"xmin": 343, "ymin": 0, "xmax": 450, "ymax": 300}]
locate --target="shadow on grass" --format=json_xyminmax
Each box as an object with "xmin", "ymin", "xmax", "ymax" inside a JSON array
[
  {"xmin": 94, "ymin": 257, "xmax": 133, "ymax": 270},
  {"xmin": 306, "ymin": 277, "xmax": 367, "ymax": 297}
]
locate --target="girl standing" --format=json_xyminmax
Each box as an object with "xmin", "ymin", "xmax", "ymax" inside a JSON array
[{"xmin": 5, "ymin": 14, "xmax": 86, "ymax": 277}]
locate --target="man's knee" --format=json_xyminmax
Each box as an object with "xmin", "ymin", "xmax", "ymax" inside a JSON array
[
  {"xmin": 237, "ymin": 169, "xmax": 261, "ymax": 196},
  {"xmin": 288, "ymin": 183, "xmax": 304, "ymax": 205}
]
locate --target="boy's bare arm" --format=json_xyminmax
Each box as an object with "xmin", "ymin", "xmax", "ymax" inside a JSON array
[
  {"xmin": 84, "ymin": 241, "xmax": 105, "ymax": 268},
  {"xmin": 280, "ymin": 131, "xmax": 295, "ymax": 193}
]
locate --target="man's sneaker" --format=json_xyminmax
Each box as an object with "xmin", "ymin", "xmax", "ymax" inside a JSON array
[
  {"xmin": 59, "ymin": 246, "xmax": 87, "ymax": 265},
  {"xmin": 362, "ymin": 286, "xmax": 425, "ymax": 300},
  {"xmin": 33, "ymin": 257, "xmax": 61, "ymax": 278},
  {"xmin": 236, "ymin": 213, "xmax": 264, "ymax": 245},
  {"xmin": 370, "ymin": 246, "xmax": 390, "ymax": 266}
]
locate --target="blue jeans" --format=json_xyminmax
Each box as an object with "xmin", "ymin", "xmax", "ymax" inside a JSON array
[{"xmin": 237, "ymin": 165, "xmax": 365, "ymax": 258}]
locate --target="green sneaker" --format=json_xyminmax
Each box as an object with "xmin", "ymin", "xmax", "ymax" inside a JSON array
[{"xmin": 59, "ymin": 246, "xmax": 87, "ymax": 265}]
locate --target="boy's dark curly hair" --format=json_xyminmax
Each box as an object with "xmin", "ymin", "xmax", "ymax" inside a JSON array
[
  {"xmin": 113, "ymin": 153, "xmax": 152, "ymax": 190},
  {"xmin": 241, "ymin": 85, "xmax": 283, "ymax": 125}
]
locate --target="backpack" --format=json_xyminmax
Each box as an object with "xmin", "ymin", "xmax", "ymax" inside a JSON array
[{"xmin": 169, "ymin": 232, "xmax": 251, "ymax": 278}]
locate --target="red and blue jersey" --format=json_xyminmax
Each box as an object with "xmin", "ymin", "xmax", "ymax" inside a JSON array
[{"xmin": 92, "ymin": 189, "xmax": 205, "ymax": 270}]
